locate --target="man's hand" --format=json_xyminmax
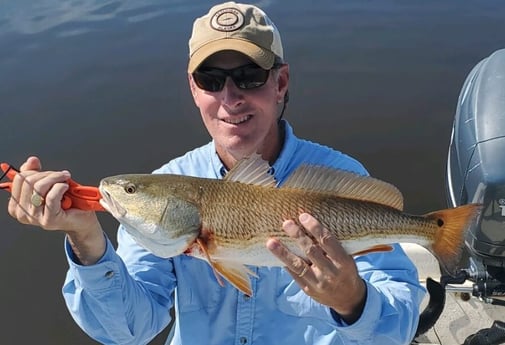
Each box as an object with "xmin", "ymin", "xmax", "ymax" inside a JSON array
[
  {"xmin": 7, "ymin": 156, "xmax": 105, "ymax": 265},
  {"xmin": 267, "ymin": 213, "xmax": 367, "ymax": 324}
]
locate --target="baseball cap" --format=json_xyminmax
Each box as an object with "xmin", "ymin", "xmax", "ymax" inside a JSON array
[{"xmin": 188, "ymin": 2, "xmax": 284, "ymax": 73}]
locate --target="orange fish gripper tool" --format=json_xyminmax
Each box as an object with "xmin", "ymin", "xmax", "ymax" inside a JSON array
[{"xmin": 0, "ymin": 162, "xmax": 105, "ymax": 212}]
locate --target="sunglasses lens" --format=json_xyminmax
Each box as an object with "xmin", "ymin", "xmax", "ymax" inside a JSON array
[
  {"xmin": 193, "ymin": 70, "xmax": 225, "ymax": 92},
  {"xmin": 233, "ymin": 65, "xmax": 269, "ymax": 89},
  {"xmin": 193, "ymin": 64, "xmax": 272, "ymax": 92}
]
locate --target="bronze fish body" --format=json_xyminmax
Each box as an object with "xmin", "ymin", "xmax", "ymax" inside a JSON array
[{"xmin": 99, "ymin": 155, "xmax": 481, "ymax": 296}]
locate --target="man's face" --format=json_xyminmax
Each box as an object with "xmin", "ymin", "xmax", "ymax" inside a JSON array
[{"xmin": 189, "ymin": 51, "xmax": 289, "ymax": 166}]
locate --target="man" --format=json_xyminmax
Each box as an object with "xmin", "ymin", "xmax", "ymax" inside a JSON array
[{"xmin": 8, "ymin": 2, "xmax": 425, "ymax": 344}]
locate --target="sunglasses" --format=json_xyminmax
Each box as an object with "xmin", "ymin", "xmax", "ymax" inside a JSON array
[{"xmin": 192, "ymin": 63, "xmax": 280, "ymax": 92}]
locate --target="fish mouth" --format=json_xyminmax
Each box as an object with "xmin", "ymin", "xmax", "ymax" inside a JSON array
[{"xmin": 99, "ymin": 188, "xmax": 126, "ymax": 218}]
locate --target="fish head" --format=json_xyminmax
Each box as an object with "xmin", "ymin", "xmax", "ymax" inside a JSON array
[{"xmin": 99, "ymin": 174, "xmax": 202, "ymax": 258}]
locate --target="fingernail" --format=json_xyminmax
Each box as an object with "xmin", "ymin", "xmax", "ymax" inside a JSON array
[
  {"xmin": 266, "ymin": 239, "xmax": 279, "ymax": 251},
  {"xmin": 282, "ymin": 219, "xmax": 294, "ymax": 227},
  {"xmin": 299, "ymin": 213, "xmax": 309, "ymax": 223}
]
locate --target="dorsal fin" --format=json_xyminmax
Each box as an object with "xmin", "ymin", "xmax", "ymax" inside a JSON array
[
  {"xmin": 224, "ymin": 154, "xmax": 277, "ymax": 187},
  {"xmin": 282, "ymin": 165, "xmax": 404, "ymax": 210}
]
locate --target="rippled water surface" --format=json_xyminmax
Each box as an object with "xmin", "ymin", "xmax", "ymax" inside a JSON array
[{"xmin": 1, "ymin": 1, "xmax": 505, "ymax": 344}]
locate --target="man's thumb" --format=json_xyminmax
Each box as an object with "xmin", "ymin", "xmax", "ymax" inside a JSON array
[{"xmin": 19, "ymin": 156, "xmax": 42, "ymax": 172}]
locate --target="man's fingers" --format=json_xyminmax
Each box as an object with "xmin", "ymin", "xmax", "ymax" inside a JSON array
[
  {"xmin": 282, "ymin": 218, "xmax": 328, "ymax": 266},
  {"xmin": 39, "ymin": 182, "xmax": 69, "ymax": 227},
  {"xmin": 298, "ymin": 213, "xmax": 348, "ymax": 262},
  {"xmin": 266, "ymin": 237, "xmax": 314, "ymax": 281},
  {"xmin": 31, "ymin": 171, "xmax": 71, "ymax": 199},
  {"xmin": 282, "ymin": 219, "xmax": 313, "ymax": 247},
  {"xmin": 8, "ymin": 170, "xmax": 71, "ymax": 225},
  {"xmin": 266, "ymin": 237, "xmax": 301, "ymax": 267}
]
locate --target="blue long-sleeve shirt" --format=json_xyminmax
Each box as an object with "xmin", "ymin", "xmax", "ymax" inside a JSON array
[{"xmin": 63, "ymin": 121, "xmax": 425, "ymax": 345}]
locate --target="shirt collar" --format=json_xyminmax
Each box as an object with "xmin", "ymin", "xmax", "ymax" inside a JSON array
[
  {"xmin": 208, "ymin": 119, "xmax": 299, "ymax": 181},
  {"xmin": 270, "ymin": 120, "xmax": 298, "ymax": 182},
  {"xmin": 209, "ymin": 142, "xmax": 226, "ymax": 178}
]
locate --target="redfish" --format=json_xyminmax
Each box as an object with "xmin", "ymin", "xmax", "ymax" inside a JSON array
[{"xmin": 99, "ymin": 155, "xmax": 481, "ymax": 296}]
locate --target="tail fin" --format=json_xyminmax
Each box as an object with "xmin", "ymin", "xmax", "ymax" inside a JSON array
[{"xmin": 425, "ymin": 203, "xmax": 481, "ymax": 274}]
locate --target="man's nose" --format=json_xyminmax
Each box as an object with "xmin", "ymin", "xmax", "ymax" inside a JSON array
[{"xmin": 221, "ymin": 77, "xmax": 244, "ymax": 107}]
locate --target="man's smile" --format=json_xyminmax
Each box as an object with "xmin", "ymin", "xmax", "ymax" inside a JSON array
[{"xmin": 222, "ymin": 115, "xmax": 252, "ymax": 125}]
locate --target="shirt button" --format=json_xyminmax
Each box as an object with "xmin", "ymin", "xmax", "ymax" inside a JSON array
[
  {"xmin": 239, "ymin": 337, "xmax": 247, "ymax": 344},
  {"xmin": 104, "ymin": 270, "xmax": 115, "ymax": 278},
  {"xmin": 243, "ymin": 294, "xmax": 250, "ymax": 301}
]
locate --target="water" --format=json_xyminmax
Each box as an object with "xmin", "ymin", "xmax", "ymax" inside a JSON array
[{"xmin": 1, "ymin": 1, "xmax": 505, "ymax": 344}]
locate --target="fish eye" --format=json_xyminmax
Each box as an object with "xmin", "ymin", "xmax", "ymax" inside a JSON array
[{"xmin": 124, "ymin": 183, "xmax": 136, "ymax": 194}]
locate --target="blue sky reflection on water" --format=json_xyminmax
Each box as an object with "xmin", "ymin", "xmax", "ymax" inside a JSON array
[
  {"xmin": 1, "ymin": 1, "xmax": 505, "ymax": 344},
  {"xmin": 0, "ymin": 0, "xmax": 194, "ymax": 35}
]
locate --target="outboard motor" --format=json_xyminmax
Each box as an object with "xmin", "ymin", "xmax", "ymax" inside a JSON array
[
  {"xmin": 416, "ymin": 48, "xmax": 505, "ymax": 342},
  {"xmin": 446, "ymin": 48, "xmax": 505, "ymax": 299},
  {"xmin": 439, "ymin": 48, "xmax": 505, "ymax": 344}
]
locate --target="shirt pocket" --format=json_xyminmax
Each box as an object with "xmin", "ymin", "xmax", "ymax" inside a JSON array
[
  {"xmin": 275, "ymin": 268, "xmax": 305, "ymax": 316},
  {"xmin": 275, "ymin": 268, "xmax": 329, "ymax": 319},
  {"xmin": 174, "ymin": 256, "xmax": 223, "ymax": 313}
]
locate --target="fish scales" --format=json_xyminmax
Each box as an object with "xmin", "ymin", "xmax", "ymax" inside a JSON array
[{"xmin": 198, "ymin": 180, "xmax": 436, "ymax": 246}]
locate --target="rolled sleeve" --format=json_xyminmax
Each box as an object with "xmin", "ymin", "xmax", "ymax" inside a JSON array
[
  {"xmin": 65, "ymin": 235, "xmax": 122, "ymax": 292},
  {"xmin": 328, "ymin": 247, "xmax": 425, "ymax": 344},
  {"xmin": 330, "ymin": 280, "xmax": 385, "ymax": 341},
  {"xmin": 62, "ymin": 233, "xmax": 175, "ymax": 345}
]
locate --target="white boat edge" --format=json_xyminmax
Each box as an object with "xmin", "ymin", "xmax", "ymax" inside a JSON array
[{"xmin": 400, "ymin": 243, "xmax": 505, "ymax": 345}]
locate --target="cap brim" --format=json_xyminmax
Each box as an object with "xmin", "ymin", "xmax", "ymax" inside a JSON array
[{"xmin": 188, "ymin": 38, "xmax": 275, "ymax": 72}]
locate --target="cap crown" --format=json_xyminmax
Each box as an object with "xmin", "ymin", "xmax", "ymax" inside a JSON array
[{"xmin": 188, "ymin": 2, "xmax": 283, "ymax": 72}]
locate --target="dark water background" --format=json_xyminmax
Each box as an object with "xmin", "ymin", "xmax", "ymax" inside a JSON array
[{"xmin": 1, "ymin": 1, "xmax": 505, "ymax": 344}]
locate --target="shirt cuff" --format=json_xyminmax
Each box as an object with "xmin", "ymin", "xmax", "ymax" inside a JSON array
[
  {"xmin": 65, "ymin": 235, "xmax": 122, "ymax": 292},
  {"xmin": 330, "ymin": 280, "xmax": 382, "ymax": 339}
]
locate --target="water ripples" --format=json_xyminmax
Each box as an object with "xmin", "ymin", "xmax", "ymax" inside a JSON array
[{"xmin": 0, "ymin": 0, "xmax": 185, "ymax": 36}]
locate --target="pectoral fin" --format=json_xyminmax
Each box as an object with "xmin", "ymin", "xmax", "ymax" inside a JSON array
[
  {"xmin": 196, "ymin": 238, "xmax": 225, "ymax": 287},
  {"xmin": 195, "ymin": 238, "xmax": 258, "ymax": 296},
  {"xmin": 351, "ymin": 244, "xmax": 394, "ymax": 257},
  {"xmin": 213, "ymin": 261, "xmax": 258, "ymax": 297}
]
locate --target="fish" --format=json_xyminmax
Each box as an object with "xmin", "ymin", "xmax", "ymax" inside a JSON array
[{"xmin": 99, "ymin": 155, "xmax": 481, "ymax": 296}]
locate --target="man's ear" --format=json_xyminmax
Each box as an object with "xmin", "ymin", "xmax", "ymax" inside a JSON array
[
  {"xmin": 276, "ymin": 64, "xmax": 289, "ymax": 103},
  {"xmin": 188, "ymin": 73, "xmax": 200, "ymax": 106}
]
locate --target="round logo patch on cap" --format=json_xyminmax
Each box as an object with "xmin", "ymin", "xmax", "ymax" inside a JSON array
[{"xmin": 210, "ymin": 8, "xmax": 245, "ymax": 32}]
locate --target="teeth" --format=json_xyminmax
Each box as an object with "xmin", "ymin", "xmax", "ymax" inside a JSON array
[{"xmin": 223, "ymin": 115, "xmax": 251, "ymax": 124}]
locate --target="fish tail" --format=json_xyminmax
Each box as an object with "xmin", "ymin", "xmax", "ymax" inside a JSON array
[{"xmin": 425, "ymin": 203, "xmax": 481, "ymax": 274}]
